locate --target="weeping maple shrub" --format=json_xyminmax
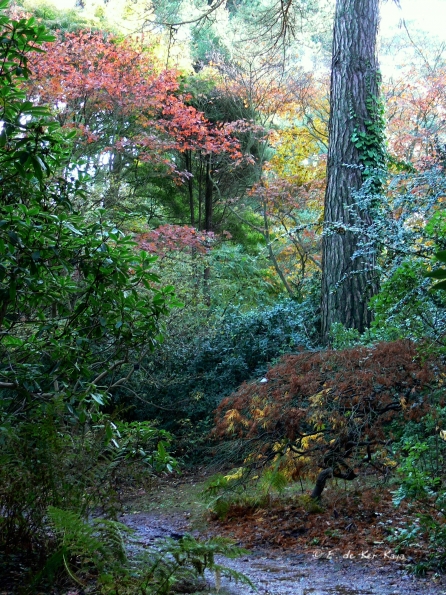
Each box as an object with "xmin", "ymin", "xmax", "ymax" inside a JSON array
[{"xmin": 213, "ymin": 340, "xmax": 437, "ymax": 498}]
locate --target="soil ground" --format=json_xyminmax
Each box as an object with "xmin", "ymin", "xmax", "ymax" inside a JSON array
[{"xmin": 119, "ymin": 471, "xmax": 446, "ymax": 595}]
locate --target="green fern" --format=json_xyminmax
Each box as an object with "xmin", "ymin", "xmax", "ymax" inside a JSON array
[
  {"xmin": 212, "ymin": 497, "xmax": 231, "ymax": 520},
  {"xmin": 45, "ymin": 506, "xmax": 130, "ymax": 586},
  {"xmin": 203, "ymin": 471, "xmax": 248, "ymax": 520},
  {"xmin": 41, "ymin": 508, "xmax": 253, "ymax": 594},
  {"xmin": 139, "ymin": 534, "xmax": 253, "ymax": 595},
  {"xmin": 259, "ymin": 469, "xmax": 288, "ymax": 495}
]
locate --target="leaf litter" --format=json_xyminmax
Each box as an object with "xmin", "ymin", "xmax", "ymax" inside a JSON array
[{"xmin": 120, "ymin": 474, "xmax": 446, "ymax": 595}]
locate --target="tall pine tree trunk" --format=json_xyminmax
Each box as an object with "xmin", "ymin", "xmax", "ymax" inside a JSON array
[{"xmin": 321, "ymin": 0, "xmax": 381, "ymax": 343}]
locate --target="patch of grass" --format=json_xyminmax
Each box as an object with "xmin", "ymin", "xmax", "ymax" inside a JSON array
[{"xmin": 122, "ymin": 474, "xmax": 209, "ymax": 531}]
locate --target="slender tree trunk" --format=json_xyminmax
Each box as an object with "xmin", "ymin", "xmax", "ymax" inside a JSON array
[
  {"xmin": 198, "ymin": 158, "xmax": 204, "ymax": 229},
  {"xmin": 262, "ymin": 196, "xmax": 294, "ymax": 299},
  {"xmin": 203, "ymin": 156, "xmax": 213, "ymax": 305},
  {"xmin": 204, "ymin": 155, "xmax": 213, "ymax": 232},
  {"xmin": 185, "ymin": 150, "xmax": 195, "ymax": 226},
  {"xmin": 321, "ymin": 0, "xmax": 381, "ymax": 343},
  {"xmin": 203, "ymin": 264, "xmax": 211, "ymax": 307}
]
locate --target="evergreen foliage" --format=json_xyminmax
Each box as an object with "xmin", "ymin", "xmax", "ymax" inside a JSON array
[
  {"xmin": 0, "ymin": 3, "xmax": 177, "ymax": 585},
  {"xmin": 390, "ymin": 397, "xmax": 446, "ymax": 573},
  {"xmin": 117, "ymin": 297, "xmax": 319, "ymax": 445}
]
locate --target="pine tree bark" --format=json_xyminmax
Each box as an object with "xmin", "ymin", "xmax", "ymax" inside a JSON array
[{"xmin": 321, "ymin": 0, "xmax": 380, "ymax": 343}]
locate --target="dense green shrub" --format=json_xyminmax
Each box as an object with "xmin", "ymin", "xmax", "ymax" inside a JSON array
[
  {"xmin": 369, "ymin": 258, "xmax": 446, "ymax": 344},
  {"xmin": 391, "ymin": 400, "xmax": 446, "ymax": 572},
  {"xmin": 0, "ymin": 4, "xmax": 177, "ymax": 586},
  {"xmin": 117, "ymin": 296, "xmax": 320, "ymax": 446}
]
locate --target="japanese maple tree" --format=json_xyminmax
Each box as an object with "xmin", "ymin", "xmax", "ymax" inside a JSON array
[
  {"xmin": 25, "ymin": 30, "xmax": 242, "ymax": 209},
  {"xmin": 213, "ymin": 340, "xmax": 435, "ymax": 499}
]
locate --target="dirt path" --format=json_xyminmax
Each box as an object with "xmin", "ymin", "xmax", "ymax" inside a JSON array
[{"xmin": 121, "ymin": 507, "xmax": 446, "ymax": 595}]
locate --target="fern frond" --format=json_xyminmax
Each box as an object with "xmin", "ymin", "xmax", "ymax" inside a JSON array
[
  {"xmin": 259, "ymin": 469, "xmax": 289, "ymax": 494},
  {"xmin": 91, "ymin": 516, "xmax": 131, "ymax": 564},
  {"xmin": 46, "ymin": 506, "xmax": 131, "ymax": 584},
  {"xmin": 212, "ymin": 563, "xmax": 255, "ymax": 588}
]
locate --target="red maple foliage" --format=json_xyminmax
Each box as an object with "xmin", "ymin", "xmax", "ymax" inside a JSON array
[
  {"xmin": 385, "ymin": 64, "xmax": 446, "ymax": 166},
  {"xmin": 25, "ymin": 31, "xmax": 242, "ymax": 174},
  {"xmin": 137, "ymin": 224, "xmax": 214, "ymax": 257},
  {"xmin": 213, "ymin": 340, "xmax": 436, "ymax": 495}
]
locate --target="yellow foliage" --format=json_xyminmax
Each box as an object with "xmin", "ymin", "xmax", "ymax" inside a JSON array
[
  {"xmin": 224, "ymin": 468, "xmax": 244, "ymax": 482},
  {"xmin": 301, "ymin": 432, "xmax": 324, "ymax": 450},
  {"xmin": 275, "ymin": 449, "xmax": 312, "ymax": 480},
  {"xmin": 224, "ymin": 408, "xmax": 250, "ymax": 432},
  {"xmin": 309, "ymin": 388, "xmax": 332, "ymax": 407},
  {"xmin": 269, "ymin": 124, "xmax": 325, "ymax": 186},
  {"xmin": 225, "ymin": 409, "xmax": 241, "ymax": 422}
]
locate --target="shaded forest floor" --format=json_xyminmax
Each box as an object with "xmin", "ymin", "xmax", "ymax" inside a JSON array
[{"xmin": 119, "ymin": 470, "xmax": 446, "ymax": 595}]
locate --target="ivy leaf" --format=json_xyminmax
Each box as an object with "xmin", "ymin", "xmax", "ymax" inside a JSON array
[{"xmin": 435, "ymin": 250, "xmax": 446, "ymax": 264}]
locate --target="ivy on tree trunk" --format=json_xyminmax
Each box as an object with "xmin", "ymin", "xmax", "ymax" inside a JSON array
[{"xmin": 321, "ymin": 0, "xmax": 381, "ymax": 343}]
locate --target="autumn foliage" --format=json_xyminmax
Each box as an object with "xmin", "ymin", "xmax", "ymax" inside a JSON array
[
  {"xmin": 213, "ymin": 340, "xmax": 436, "ymax": 488},
  {"xmin": 385, "ymin": 64, "xmax": 446, "ymax": 166},
  {"xmin": 138, "ymin": 224, "xmax": 214, "ymax": 257},
  {"xmin": 25, "ymin": 30, "xmax": 242, "ymax": 174},
  {"xmin": 212, "ymin": 481, "xmax": 418, "ymax": 556}
]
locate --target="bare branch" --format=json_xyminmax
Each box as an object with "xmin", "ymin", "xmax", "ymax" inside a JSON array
[
  {"xmin": 147, "ymin": 0, "xmax": 227, "ymax": 28},
  {"xmin": 91, "ymin": 360, "xmax": 127, "ymax": 386}
]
